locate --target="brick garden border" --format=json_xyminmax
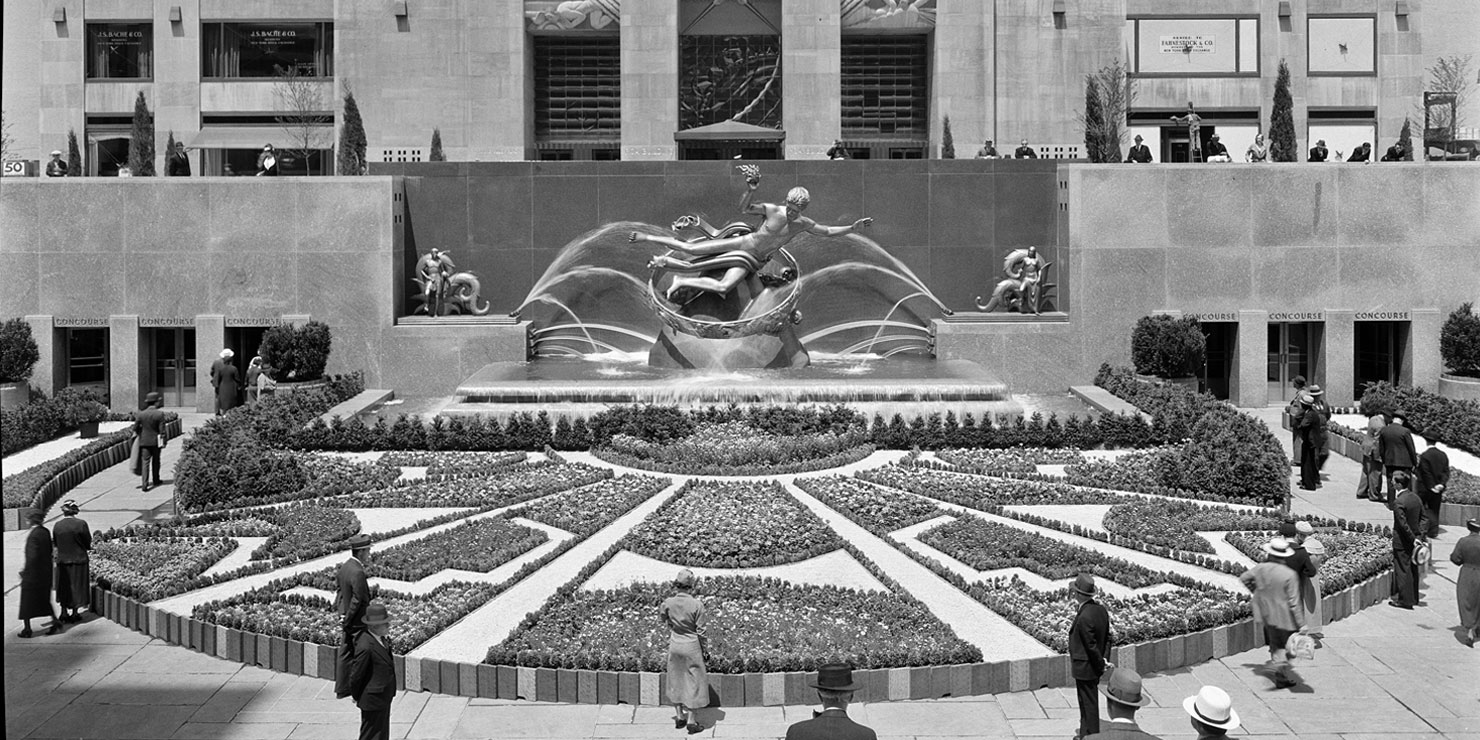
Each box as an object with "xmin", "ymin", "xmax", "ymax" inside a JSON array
[
  {"xmin": 91, "ymin": 570, "xmax": 1391, "ymax": 705},
  {"xmin": 2, "ymin": 418, "xmax": 184, "ymax": 531}
]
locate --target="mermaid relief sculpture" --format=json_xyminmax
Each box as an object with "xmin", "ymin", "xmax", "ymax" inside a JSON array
[
  {"xmin": 629, "ymin": 165, "xmax": 872, "ymax": 301},
  {"xmin": 975, "ymin": 246, "xmax": 1054, "ymax": 315}
]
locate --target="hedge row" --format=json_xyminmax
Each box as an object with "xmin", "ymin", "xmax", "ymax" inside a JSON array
[
  {"xmin": 1358, "ymin": 381, "xmax": 1480, "ymax": 457},
  {"xmin": 1, "ymin": 386, "xmax": 137, "ymax": 457}
]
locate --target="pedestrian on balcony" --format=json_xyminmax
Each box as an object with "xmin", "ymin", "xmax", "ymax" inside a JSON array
[
  {"xmin": 256, "ymin": 143, "xmax": 280, "ymax": 176},
  {"xmin": 1309, "ymin": 139, "xmax": 1329, "ymax": 162},
  {"xmin": 975, "ymin": 139, "xmax": 1000, "ymax": 159},
  {"xmin": 1069, "ymin": 573, "xmax": 1111, "ymax": 740},
  {"xmin": 1014, "ymin": 139, "xmax": 1038, "ymax": 159},
  {"xmin": 826, "ymin": 139, "xmax": 850, "ymax": 160},
  {"xmin": 53, "ymin": 500, "xmax": 92, "ymax": 624},
  {"xmin": 1124, "ymin": 135, "xmax": 1153, "ymax": 163},
  {"xmin": 663, "ymin": 569, "xmax": 709, "ymax": 734}
]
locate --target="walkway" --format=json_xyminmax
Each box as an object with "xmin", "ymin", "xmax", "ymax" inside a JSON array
[{"xmin": 4, "ymin": 408, "xmax": 1479, "ymax": 739}]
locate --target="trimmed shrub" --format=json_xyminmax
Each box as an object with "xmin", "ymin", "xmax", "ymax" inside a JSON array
[
  {"xmin": 1359, "ymin": 381, "xmax": 1480, "ymax": 456},
  {"xmin": 1441, "ymin": 302, "xmax": 1480, "ymax": 378},
  {"xmin": 258, "ymin": 320, "xmax": 332, "ymax": 382},
  {"xmin": 1, "ymin": 318, "xmax": 41, "ymax": 383},
  {"xmin": 1131, "ymin": 315, "xmax": 1206, "ymax": 378}
]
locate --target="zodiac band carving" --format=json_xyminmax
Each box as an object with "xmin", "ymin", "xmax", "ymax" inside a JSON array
[
  {"xmin": 976, "ymin": 246, "xmax": 1055, "ymax": 315},
  {"xmin": 412, "ymin": 249, "xmax": 492, "ymax": 317}
]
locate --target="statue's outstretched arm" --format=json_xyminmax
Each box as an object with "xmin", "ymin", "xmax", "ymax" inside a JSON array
[{"xmin": 806, "ymin": 216, "xmax": 873, "ymax": 237}]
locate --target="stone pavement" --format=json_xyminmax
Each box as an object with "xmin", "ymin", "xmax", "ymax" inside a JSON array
[{"xmin": 4, "ymin": 408, "xmax": 1479, "ymax": 739}]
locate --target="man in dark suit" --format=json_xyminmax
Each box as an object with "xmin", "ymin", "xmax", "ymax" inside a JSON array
[
  {"xmin": 784, "ymin": 664, "xmax": 877, "ymax": 740},
  {"xmin": 133, "ymin": 392, "xmax": 168, "ymax": 491},
  {"xmin": 1069, "ymin": 573, "xmax": 1111, "ymax": 740},
  {"xmin": 1124, "ymin": 135, "xmax": 1153, "ymax": 163},
  {"xmin": 1308, "ymin": 139, "xmax": 1329, "ymax": 162},
  {"xmin": 335, "ymin": 533, "xmax": 373, "ymax": 699},
  {"xmin": 1390, "ymin": 473, "xmax": 1424, "ymax": 609},
  {"xmin": 349, "ymin": 602, "xmax": 398, "ymax": 740},
  {"xmin": 53, "ymin": 500, "xmax": 92, "ymax": 623},
  {"xmin": 1015, "ymin": 138, "xmax": 1038, "ymax": 159},
  {"xmin": 1084, "ymin": 668, "xmax": 1161, "ymax": 739},
  {"xmin": 1416, "ymin": 436, "xmax": 1450, "ymax": 538},
  {"xmin": 1378, "ymin": 414, "xmax": 1419, "ymax": 505}
]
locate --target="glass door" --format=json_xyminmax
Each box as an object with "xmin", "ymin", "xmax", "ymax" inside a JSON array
[
  {"xmin": 148, "ymin": 328, "xmax": 196, "ymax": 408},
  {"xmin": 1201, "ymin": 322, "xmax": 1238, "ymax": 401},
  {"xmin": 1267, "ymin": 322, "xmax": 1324, "ymax": 403},
  {"xmin": 64, "ymin": 328, "xmax": 110, "ymax": 396}
]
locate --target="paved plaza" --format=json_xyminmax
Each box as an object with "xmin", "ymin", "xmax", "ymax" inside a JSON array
[{"xmin": 4, "ymin": 409, "xmax": 1479, "ymax": 740}]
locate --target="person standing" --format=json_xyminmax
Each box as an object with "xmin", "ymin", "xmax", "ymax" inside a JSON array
[
  {"xmin": 1307, "ymin": 384, "xmax": 1331, "ymax": 470},
  {"xmin": 1449, "ymin": 519, "xmax": 1480, "ymax": 646},
  {"xmin": 975, "ymin": 139, "xmax": 1000, "ymax": 159},
  {"xmin": 1239, "ymin": 537, "xmax": 1304, "ymax": 689},
  {"xmin": 1381, "ymin": 140, "xmax": 1408, "ymax": 161},
  {"xmin": 1015, "ymin": 139, "xmax": 1038, "ymax": 159},
  {"xmin": 53, "ymin": 500, "xmax": 92, "ymax": 624},
  {"xmin": 348, "ymin": 602, "xmax": 397, "ymax": 740},
  {"xmin": 18, "ymin": 509, "xmax": 62, "ymax": 638},
  {"xmin": 256, "ymin": 143, "xmax": 280, "ymax": 176},
  {"xmin": 662, "ymin": 569, "xmax": 709, "ymax": 734},
  {"xmin": 826, "ymin": 139, "xmax": 850, "ymax": 160},
  {"xmin": 1389, "ymin": 473, "xmax": 1424, "ymax": 610},
  {"xmin": 1169, "ymin": 102, "xmax": 1203, "ymax": 162},
  {"xmin": 46, "ymin": 150, "xmax": 68, "ymax": 177},
  {"xmin": 1378, "ymin": 414, "xmax": 1419, "ymax": 505},
  {"xmin": 1069, "ymin": 573, "xmax": 1111, "ymax": 740},
  {"xmin": 1296, "ymin": 392, "xmax": 1326, "ymax": 491},
  {"xmin": 210, "ymin": 349, "xmax": 240, "ymax": 416},
  {"xmin": 167, "ymin": 141, "xmax": 191, "ymax": 176},
  {"xmin": 1124, "ymin": 135, "xmax": 1153, "ymax": 163},
  {"xmin": 1183, "ymin": 686, "xmax": 1240, "ymax": 739},
  {"xmin": 1287, "ymin": 375, "xmax": 1307, "ymax": 467},
  {"xmin": 1083, "ymin": 668, "xmax": 1160, "ymax": 739},
  {"xmin": 1293, "ymin": 521, "xmax": 1325, "ymax": 642},
  {"xmin": 133, "ymin": 392, "xmax": 168, "ymax": 491},
  {"xmin": 1415, "ymin": 434, "xmax": 1450, "ymax": 538},
  {"xmin": 1308, "ymin": 139, "xmax": 1329, "ymax": 162},
  {"xmin": 335, "ymin": 533, "xmax": 373, "ymax": 699},
  {"xmin": 1356, "ymin": 410, "xmax": 1386, "ymax": 499},
  {"xmin": 1245, "ymin": 133, "xmax": 1270, "ymax": 163},
  {"xmin": 784, "ymin": 664, "xmax": 877, "ymax": 740}
]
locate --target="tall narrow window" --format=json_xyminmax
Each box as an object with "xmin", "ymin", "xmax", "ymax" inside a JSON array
[
  {"xmin": 534, "ymin": 37, "xmax": 621, "ymax": 141},
  {"xmin": 679, "ymin": 35, "xmax": 782, "ymax": 130},
  {"xmin": 841, "ymin": 36, "xmax": 928, "ymax": 136},
  {"xmin": 87, "ymin": 23, "xmax": 153, "ymax": 79}
]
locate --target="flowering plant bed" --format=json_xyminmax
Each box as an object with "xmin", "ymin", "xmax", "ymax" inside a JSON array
[
  {"xmin": 793, "ymin": 476, "xmax": 943, "ymax": 532},
  {"xmin": 252, "ymin": 505, "xmax": 362, "ymax": 560},
  {"xmin": 1223, "ymin": 529, "xmax": 1392, "ymax": 593},
  {"xmin": 511, "ymin": 475, "xmax": 671, "ymax": 536},
  {"xmin": 298, "ymin": 453, "xmax": 402, "ymax": 495},
  {"xmin": 325, "ymin": 462, "xmax": 612, "ymax": 508},
  {"xmin": 93, "ymin": 537, "xmax": 239, "ymax": 602},
  {"xmin": 934, "ymin": 448, "xmax": 1085, "ymax": 475},
  {"xmin": 486, "ymin": 575, "xmax": 982, "ymax": 672},
  {"xmin": 1101, "ymin": 499, "xmax": 1282, "ymax": 554},
  {"xmin": 594, "ymin": 420, "xmax": 873, "ymax": 476},
  {"xmin": 918, "ymin": 516, "xmax": 1171, "ymax": 589},
  {"xmin": 622, "ymin": 480, "xmax": 843, "ymax": 568},
  {"xmin": 376, "ymin": 450, "xmax": 528, "ymax": 477},
  {"xmin": 1062, "ymin": 448, "xmax": 1182, "ymax": 493},
  {"xmin": 369, "ymin": 517, "xmax": 548, "ymax": 580},
  {"xmin": 857, "ymin": 464, "xmax": 1126, "ymax": 508}
]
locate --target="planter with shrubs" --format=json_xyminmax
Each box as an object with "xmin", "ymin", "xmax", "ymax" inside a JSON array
[
  {"xmin": 1131, "ymin": 315, "xmax": 1206, "ymax": 390},
  {"xmin": 0, "ymin": 318, "xmax": 40, "ymax": 410},
  {"xmin": 1440, "ymin": 302, "xmax": 1480, "ymax": 402}
]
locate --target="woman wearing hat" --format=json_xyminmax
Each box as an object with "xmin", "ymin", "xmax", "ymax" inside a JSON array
[
  {"xmin": 53, "ymin": 500, "xmax": 92, "ymax": 623},
  {"xmin": 210, "ymin": 348, "xmax": 240, "ymax": 416},
  {"xmin": 1293, "ymin": 522, "xmax": 1326, "ymax": 642},
  {"xmin": 1451, "ymin": 519, "xmax": 1480, "ymax": 646},
  {"xmin": 1238, "ymin": 537, "xmax": 1304, "ymax": 688},
  {"xmin": 1184, "ymin": 685, "xmax": 1239, "ymax": 738},
  {"xmin": 661, "ymin": 569, "xmax": 709, "ymax": 734},
  {"xmin": 1296, "ymin": 387, "xmax": 1328, "ymax": 490},
  {"xmin": 256, "ymin": 143, "xmax": 279, "ymax": 176},
  {"xmin": 18, "ymin": 509, "xmax": 62, "ymax": 638}
]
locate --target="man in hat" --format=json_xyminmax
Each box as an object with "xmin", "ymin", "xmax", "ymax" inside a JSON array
[
  {"xmin": 1083, "ymin": 667, "xmax": 1159, "ymax": 739},
  {"xmin": 1295, "ymin": 388, "xmax": 1328, "ymax": 490},
  {"xmin": 133, "ymin": 391, "xmax": 168, "ymax": 491},
  {"xmin": 335, "ymin": 533, "xmax": 373, "ymax": 699},
  {"xmin": 46, "ymin": 150, "xmax": 68, "ymax": 177},
  {"xmin": 1309, "ymin": 139, "xmax": 1329, "ymax": 162},
  {"xmin": 1347, "ymin": 142, "xmax": 1372, "ymax": 162},
  {"xmin": 210, "ymin": 348, "xmax": 240, "ymax": 416},
  {"xmin": 1277, "ymin": 522, "xmax": 1318, "ymax": 582},
  {"xmin": 1169, "ymin": 102, "xmax": 1202, "ymax": 162},
  {"xmin": 348, "ymin": 601, "xmax": 398, "ymax": 740},
  {"xmin": 1390, "ymin": 471, "xmax": 1424, "ymax": 610},
  {"xmin": 1068, "ymin": 573, "xmax": 1111, "ymax": 740},
  {"xmin": 1184, "ymin": 685, "xmax": 1240, "ymax": 738},
  {"xmin": 53, "ymin": 500, "xmax": 92, "ymax": 623},
  {"xmin": 1124, "ymin": 135, "xmax": 1153, "ymax": 163},
  {"xmin": 1378, "ymin": 413, "xmax": 1418, "ymax": 505},
  {"xmin": 1014, "ymin": 138, "xmax": 1038, "ymax": 159},
  {"xmin": 975, "ymin": 139, "xmax": 999, "ymax": 159},
  {"xmin": 1415, "ymin": 431, "xmax": 1450, "ymax": 537},
  {"xmin": 1449, "ymin": 519, "xmax": 1480, "ymax": 646},
  {"xmin": 1239, "ymin": 537, "xmax": 1304, "ymax": 688},
  {"xmin": 1286, "ymin": 375, "xmax": 1308, "ymax": 467},
  {"xmin": 1205, "ymin": 134, "xmax": 1230, "ymax": 162},
  {"xmin": 784, "ymin": 663, "xmax": 876, "ymax": 740},
  {"xmin": 256, "ymin": 143, "xmax": 279, "ymax": 176}
]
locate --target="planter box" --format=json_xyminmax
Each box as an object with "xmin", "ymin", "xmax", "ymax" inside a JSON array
[
  {"xmin": 480, "ymin": 664, "xmax": 502, "ymax": 700},
  {"xmin": 1442, "ymin": 502, "xmax": 1480, "ymax": 527},
  {"xmin": 1438, "ymin": 373, "xmax": 1480, "ymax": 402}
]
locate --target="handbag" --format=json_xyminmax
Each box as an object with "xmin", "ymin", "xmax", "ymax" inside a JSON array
[
  {"xmin": 129, "ymin": 436, "xmax": 142, "ymax": 476},
  {"xmin": 1285, "ymin": 632, "xmax": 1316, "ymax": 661}
]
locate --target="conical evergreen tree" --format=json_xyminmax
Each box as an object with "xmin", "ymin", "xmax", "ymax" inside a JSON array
[
  {"xmin": 429, "ymin": 128, "xmax": 445, "ymax": 161},
  {"xmin": 940, "ymin": 115, "xmax": 955, "ymax": 159},
  {"xmin": 66, "ymin": 129, "xmax": 82, "ymax": 177},
  {"xmin": 337, "ymin": 89, "xmax": 367, "ymax": 175},
  {"xmin": 1396, "ymin": 117, "xmax": 1414, "ymax": 160},
  {"xmin": 164, "ymin": 131, "xmax": 177, "ymax": 175},
  {"xmin": 1084, "ymin": 75, "xmax": 1106, "ymax": 162},
  {"xmin": 127, "ymin": 91, "xmax": 155, "ymax": 175},
  {"xmin": 1270, "ymin": 60, "xmax": 1298, "ymax": 161}
]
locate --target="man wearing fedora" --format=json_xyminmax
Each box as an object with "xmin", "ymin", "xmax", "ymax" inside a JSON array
[
  {"xmin": 1238, "ymin": 537, "xmax": 1304, "ymax": 688},
  {"xmin": 53, "ymin": 500, "xmax": 92, "ymax": 624},
  {"xmin": 1295, "ymin": 387, "xmax": 1328, "ymax": 490},
  {"xmin": 784, "ymin": 664, "xmax": 877, "ymax": 740},
  {"xmin": 1069, "ymin": 573, "xmax": 1111, "ymax": 740},
  {"xmin": 1184, "ymin": 685, "xmax": 1239, "ymax": 738},
  {"xmin": 133, "ymin": 391, "xmax": 168, "ymax": 491},
  {"xmin": 1083, "ymin": 667, "xmax": 1160, "ymax": 739},
  {"xmin": 1389, "ymin": 472, "xmax": 1425, "ymax": 610},
  {"xmin": 1415, "ymin": 430, "xmax": 1450, "ymax": 538},
  {"xmin": 335, "ymin": 533, "xmax": 373, "ymax": 699},
  {"xmin": 1378, "ymin": 413, "xmax": 1418, "ymax": 505},
  {"xmin": 349, "ymin": 601, "xmax": 397, "ymax": 740}
]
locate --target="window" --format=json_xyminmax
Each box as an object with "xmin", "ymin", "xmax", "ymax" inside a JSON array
[
  {"xmin": 1128, "ymin": 18, "xmax": 1258, "ymax": 75},
  {"xmin": 679, "ymin": 35, "xmax": 781, "ymax": 130},
  {"xmin": 841, "ymin": 36, "xmax": 928, "ymax": 136},
  {"xmin": 1308, "ymin": 17, "xmax": 1376, "ymax": 75},
  {"xmin": 534, "ymin": 37, "xmax": 620, "ymax": 141},
  {"xmin": 87, "ymin": 23, "xmax": 152, "ymax": 79},
  {"xmin": 65, "ymin": 328, "xmax": 109, "ymax": 390},
  {"xmin": 85, "ymin": 116, "xmax": 133, "ymax": 176},
  {"xmin": 202, "ymin": 22, "xmax": 333, "ymax": 78}
]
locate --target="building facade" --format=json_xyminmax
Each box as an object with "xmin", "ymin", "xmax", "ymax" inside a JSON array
[{"xmin": 5, "ymin": 1, "xmax": 1473, "ymax": 172}]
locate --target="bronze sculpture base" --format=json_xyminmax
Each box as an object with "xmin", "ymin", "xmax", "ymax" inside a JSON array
[{"xmin": 648, "ymin": 324, "xmax": 810, "ymax": 370}]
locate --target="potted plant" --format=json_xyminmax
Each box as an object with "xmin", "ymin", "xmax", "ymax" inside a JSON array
[
  {"xmin": 59, "ymin": 388, "xmax": 110, "ymax": 439},
  {"xmin": 258, "ymin": 321, "xmax": 333, "ymax": 394},
  {"xmin": 1131, "ymin": 315, "xmax": 1206, "ymax": 391},
  {"xmin": 1440, "ymin": 302, "xmax": 1480, "ymax": 402},
  {"xmin": 0, "ymin": 318, "xmax": 40, "ymax": 410}
]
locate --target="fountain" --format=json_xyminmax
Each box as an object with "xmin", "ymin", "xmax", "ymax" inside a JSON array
[{"xmin": 445, "ymin": 167, "xmax": 1019, "ymax": 420}]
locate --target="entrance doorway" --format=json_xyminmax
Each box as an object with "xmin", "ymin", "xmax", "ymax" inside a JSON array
[
  {"xmin": 1268, "ymin": 322, "xmax": 1324, "ymax": 403},
  {"xmin": 60, "ymin": 328, "xmax": 109, "ymax": 397},
  {"xmin": 145, "ymin": 328, "xmax": 196, "ymax": 408},
  {"xmin": 1355, "ymin": 321, "xmax": 1410, "ymax": 395},
  {"xmin": 1200, "ymin": 322, "xmax": 1238, "ymax": 401},
  {"xmin": 678, "ymin": 141, "xmax": 782, "ymax": 160},
  {"xmin": 226, "ymin": 326, "xmax": 269, "ymax": 370}
]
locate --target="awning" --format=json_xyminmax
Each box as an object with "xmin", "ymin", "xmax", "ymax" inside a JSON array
[
  {"xmin": 674, "ymin": 120, "xmax": 785, "ymax": 142},
  {"xmin": 187, "ymin": 126, "xmax": 330, "ymax": 150}
]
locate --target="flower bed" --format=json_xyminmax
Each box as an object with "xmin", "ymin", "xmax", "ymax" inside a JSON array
[
  {"xmin": 934, "ymin": 448, "xmax": 1085, "ymax": 475},
  {"xmin": 299, "ymin": 453, "xmax": 402, "ymax": 495},
  {"xmin": 252, "ymin": 505, "xmax": 362, "ymax": 560},
  {"xmin": 511, "ymin": 475, "xmax": 671, "ymax": 536},
  {"xmin": 622, "ymin": 480, "xmax": 843, "ymax": 568},
  {"xmin": 856, "ymin": 464, "xmax": 1127, "ymax": 508},
  {"xmin": 1062, "ymin": 448, "xmax": 1181, "ymax": 493},
  {"xmin": 1359, "ymin": 381, "xmax": 1480, "ymax": 456},
  {"xmin": 1223, "ymin": 529, "xmax": 1392, "ymax": 594},
  {"xmin": 3, "ymin": 429, "xmax": 133, "ymax": 508},
  {"xmin": 918, "ymin": 516, "xmax": 1171, "ymax": 589},
  {"xmin": 93, "ymin": 537, "xmax": 239, "ymax": 602},
  {"xmin": 486, "ymin": 576, "xmax": 982, "ymax": 673},
  {"xmin": 1101, "ymin": 500, "xmax": 1282, "ymax": 555},
  {"xmin": 593, "ymin": 444, "xmax": 875, "ymax": 476},
  {"xmin": 376, "ymin": 450, "xmax": 528, "ymax": 477},
  {"xmin": 594, "ymin": 419, "xmax": 873, "ymax": 476},
  {"xmin": 793, "ymin": 476, "xmax": 943, "ymax": 532},
  {"xmin": 325, "ymin": 462, "xmax": 612, "ymax": 508},
  {"xmin": 370, "ymin": 517, "xmax": 548, "ymax": 580}
]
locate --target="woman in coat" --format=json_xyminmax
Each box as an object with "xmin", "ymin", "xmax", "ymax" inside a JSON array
[
  {"xmin": 53, "ymin": 500, "xmax": 92, "ymax": 623},
  {"xmin": 1295, "ymin": 522, "xmax": 1325, "ymax": 643},
  {"xmin": 211, "ymin": 350, "xmax": 240, "ymax": 414},
  {"xmin": 1451, "ymin": 519, "xmax": 1480, "ymax": 646},
  {"xmin": 1297, "ymin": 392, "xmax": 1327, "ymax": 490},
  {"xmin": 18, "ymin": 509, "xmax": 61, "ymax": 637},
  {"xmin": 661, "ymin": 569, "xmax": 709, "ymax": 734}
]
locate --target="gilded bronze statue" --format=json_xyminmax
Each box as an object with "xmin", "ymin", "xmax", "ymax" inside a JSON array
[
  {"xmin": 412, "ymin": 249, "xmax": 492, "ymax": 317},
  {"xmin": 976, "ymin": 246, "xmax": 1054, "ymax": 315}
]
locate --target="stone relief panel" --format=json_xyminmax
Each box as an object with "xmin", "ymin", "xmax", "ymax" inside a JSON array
[
  {"xmin": 526, "ymin": 0, "xmax": 621, "ymax": 31},
  {"xmin": 840, "ymin": 0, "xmax": 936, "ymax": 31}
]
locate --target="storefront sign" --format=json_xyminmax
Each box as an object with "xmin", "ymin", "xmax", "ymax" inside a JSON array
[
  {"xmin": 226, "ymin": 317, "xmax": 287, "ymax": 327},
  {"xmin": 1355, "ymin": 310, "xmax": 1410, "ymax": 321},
  {"xmin": 140, "ymin": 317, "xmax": 195, "ymax": 327},
  {"xmin": 96, "ymin": 28, "xmax": 145, "ymax": 47},
  {"xmin": 54, "ymin": 317, "xmax": 109, "ymax": 327},
  {"xmin": 1269, "ymin": 311, "xmax": 1326, "ymax": 322},
  {"xmin": 1160, "ymin": 35, "xmax": 1215, "ymax": 54},
  {"xmin": 248, "ymin": 28, "xmax": 300, "ymax": 49},
  {"xmin": 1185, "ymin": 312, "xmax": 1238, "ymax": 322}
]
